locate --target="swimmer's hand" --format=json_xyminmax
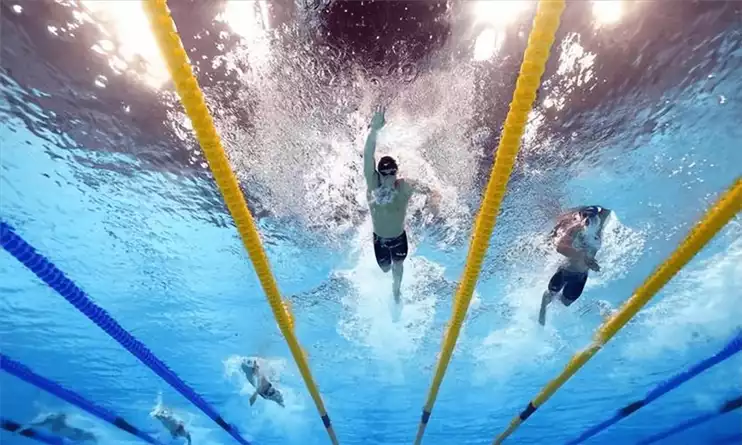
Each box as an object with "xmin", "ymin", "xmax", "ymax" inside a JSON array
[
  {"xmin": 369, "ymin": 106, "xmax": 386, "ymax": 130},
  {"xmin": 586, "ymin": 257, "xmax": 600, "ymax": 272}
]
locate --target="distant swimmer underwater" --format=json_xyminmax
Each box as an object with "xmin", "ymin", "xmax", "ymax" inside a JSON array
[
  {"xmin": 539, "ymin": 205, "xmax": 612, "ymax": 325},
  {"xmin": 151, "ymin": 405, "xmax": 191, "ymax": 445},
  {"xmin": 27, "ymin": 412, "xmax": 97, "ymax": 443},
  {"xmin": 363, "ymin": 105, "xmax": 441, "ymax": 302},
  {"xmin": 241, "ymin": 356, "xmax": 285, "ymax": 407}
]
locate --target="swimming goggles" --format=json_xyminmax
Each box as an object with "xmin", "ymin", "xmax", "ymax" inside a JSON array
[{"xmin": 580, "ymin": 206, "xmax": 603, "ymax": 218}]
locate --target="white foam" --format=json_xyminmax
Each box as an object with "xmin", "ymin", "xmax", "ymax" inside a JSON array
[
  {"xmin": 589, "ymin": 213, "xmax": 647, "ymax": 287},
  {"xmin": 222, "ymin": 354, "xmax": 309, "ymax": 440},
  {"xmin": 336, "ymin": 220, "xmax": 443, "ymax": 376},
  {"xmin": 623, "ymin": 234, "xmax": 742, "ymax": 359}
]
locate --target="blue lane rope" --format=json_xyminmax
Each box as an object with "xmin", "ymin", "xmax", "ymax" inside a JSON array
[
  {"xmin": 567, "ymin": 330, "xmax": 742, "ymax": 444},
  {"xmin": 1, "ymin": 418, "xmax": 67, "ymax": 445},
  {"xmin": 0, "ymin": 222, "xmax": 253, "ymax": 445},
  {"xmin": 715, "ymin": 434, "xmax": 742, "ymax": 445},
  {"xmin": 0, "ymin": 354, "xmax": 164, "ymax": 444},
  {"xmin": 637, "ymin": 395, "xmax": 742, "ymax": 445}
]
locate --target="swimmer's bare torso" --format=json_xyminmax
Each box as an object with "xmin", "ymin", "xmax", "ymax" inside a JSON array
[{"xmin": 366, "ymin": 177, "xmax": 413, "ymax": 238}]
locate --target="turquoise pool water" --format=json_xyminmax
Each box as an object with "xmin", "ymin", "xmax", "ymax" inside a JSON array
[{"xmin": 1, "ymin": 1, "xmax": 741, "ymax": 444}]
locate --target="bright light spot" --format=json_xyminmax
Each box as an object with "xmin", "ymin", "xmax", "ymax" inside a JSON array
[
  {"xmin": 556, "ymin": 33, "xmax": 596, "ymax": 81},
  {"xmin": 259, "ymin": 0, "xmax": 271, "ymax": 30},
  {"xmin": 221, "ymin": 1, "xmax": 263, "ymax": 41},
  {"xmin": 473, "ymin": 28, "xmax": 502, "ymax": 62},
  {"xmin": 109, "ymin": 56, "xmax": 128, "ymax": 74},
  {"xmin": 99, "ymin": 40, "xmax": 115, "ymax": 52},
  {"xmin": 94, "ymin": 75, "xmax": 107, "ymax": 88},
  {"xmin": 540, "ymin": 33, "xmax": 596, "ymax": 112},
  {"xmin": 72, "ymin": 10, "xmax": 90, "ymax": 24},
  {"xmin": 81, "ymin": 1, "xmax": 168, "ymax": 88},
  {"xmin": 47, "ymin": 25, "xmax": 59, "ymax": 36},
  {"xmin": 218, "ymin": 1, "xmax": 272, "ymax": 71},
  {"xmin": 472, "ymin": 0, "xmax": 530, "ymax": 27},
  {"xmin": 12, "ymin": 4, "xmax": 22, "ymax": 14},
  {"xmin": 592, "ymin": 0, "xmax": 623, "ymax": 26}
]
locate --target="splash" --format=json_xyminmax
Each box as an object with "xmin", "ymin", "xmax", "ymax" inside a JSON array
[
  {"xmin": 369, "ymin": 185, "xmax": 398, "ymax": 207},
  {"xmin": 336, "ymin": 220, "xmax": 443, "ymax": 378},
  {"xmin": 223, "ymin": 355, "xmax": 310, "ymax": 442},
  {"xmin": 223, "ymin": 354, "xmax": 286, "ymax": 390},
  {"xmin": 625, "ymin": 233, "xmax": 742, "ymax": 359},
  {"xmin": 473, "ymin": 215, "xmax": 645, "ymax": 383}
]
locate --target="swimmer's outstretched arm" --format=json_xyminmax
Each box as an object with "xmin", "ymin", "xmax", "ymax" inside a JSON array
[
  {"xmin": 363, "ymin": 130, "xmax": 379, "ymax": 188},
  {"xmin": 364, "ymin": 106, "xmax": 386, "ymax": 189}
]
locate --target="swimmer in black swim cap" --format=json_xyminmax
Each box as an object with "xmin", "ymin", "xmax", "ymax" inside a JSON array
[
  {"xmin": 538, "ymin": 205, "xmax": 612, "ymax": 326},
  {"xmin": 363, "ymin": 106, "xmax": 442, "ymax": 303}
]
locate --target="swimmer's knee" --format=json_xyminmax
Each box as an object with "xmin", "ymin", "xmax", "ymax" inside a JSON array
[{"xmin": 379, "ymin": 263, "xmax": 392, "ymax": 273}]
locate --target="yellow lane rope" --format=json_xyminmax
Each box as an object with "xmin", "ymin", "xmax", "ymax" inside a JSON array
[
  {"xmin": 413, "ymin": 1, "xmax": 566, "ymax": 444},
  {"xmin": 142, "ymin": 1, "xmax": 338, "ymax": 443},
  {"xmin": 493, "ymin": 178, "xmax": 741, "ymax": 444}
]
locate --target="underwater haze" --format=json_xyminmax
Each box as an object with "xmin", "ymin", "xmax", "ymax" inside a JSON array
[{"xmin": 1, "ymin": 1, "xmax": 741, "ymax": 444}]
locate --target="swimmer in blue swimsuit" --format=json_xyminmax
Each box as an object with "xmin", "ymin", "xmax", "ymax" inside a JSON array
[
  {"xmin": 538, "ymin": 205, "xmax": 612, "ymax": 326},
  {"xmin": 363, "ymin": 106, "xmax": 441, "ymax": 302}
]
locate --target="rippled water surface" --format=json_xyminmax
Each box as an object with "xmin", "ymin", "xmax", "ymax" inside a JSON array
[{"xmin": 1, "ymin": 1, "xmax": 741, "ymax": 444}]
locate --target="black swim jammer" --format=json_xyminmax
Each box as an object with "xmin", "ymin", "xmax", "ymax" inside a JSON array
[
  {"xmin": 548, "ymin": 267, "xmax": 588, "ymax": 305},
  {"xmin": 373, "ymin": 232, "xmax": 408, "ymax": 269}
]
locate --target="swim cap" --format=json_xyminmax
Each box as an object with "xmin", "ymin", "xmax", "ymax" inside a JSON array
[
  {"xmin": 377, "ymin": 156, "xmax": 398, "ymax": 174},
  {"xmin": 580, "ymin": 206, "xmax": 602, "ymax": 218}
]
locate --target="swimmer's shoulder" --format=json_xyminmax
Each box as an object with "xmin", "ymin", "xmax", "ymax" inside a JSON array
[{"xmin": 396, "ymin": 178, "xmax": 414, "ymax": 196}]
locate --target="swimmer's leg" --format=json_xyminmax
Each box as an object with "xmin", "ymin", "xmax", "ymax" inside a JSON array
[
  {"xmin": 539, "ymin": 268, "xmax": 566, "ymax": 326},
  {"xmin": 390, "ymin": 233, "xmax": 409, "ymax": 303},
  {"xmin": 373, "ymin": 234, "xmax": 392, "ymax": 273},
  {"xmin": 538, "ymin": 291, "xmax": 553, "ymax": 326},
  {"xmin": 559, "ymin": 271, "xmax": 588, "ymax": 307},
  {"xmin": 392, "ymin": 260, "xmax": 403, "ymax": 303}
]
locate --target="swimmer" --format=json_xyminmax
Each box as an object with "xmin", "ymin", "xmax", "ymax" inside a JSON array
[
  {"xmin": 363, "ymin": 106, "xmax": 441, "ymax": 302},
  {"xmin": 29, "ymin": 413, "xmax": 96, "ymax": 443},
  {"xmin": 240, "ymin": 357, "xmax": 285, "ymax": 407},
  {"xmin": 539, "ymin": 205, "xmax": 612, "ymax": 326},
  {"xmin": 151, "ymin": 406, "xmax": 191, "ymax": 445}
]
